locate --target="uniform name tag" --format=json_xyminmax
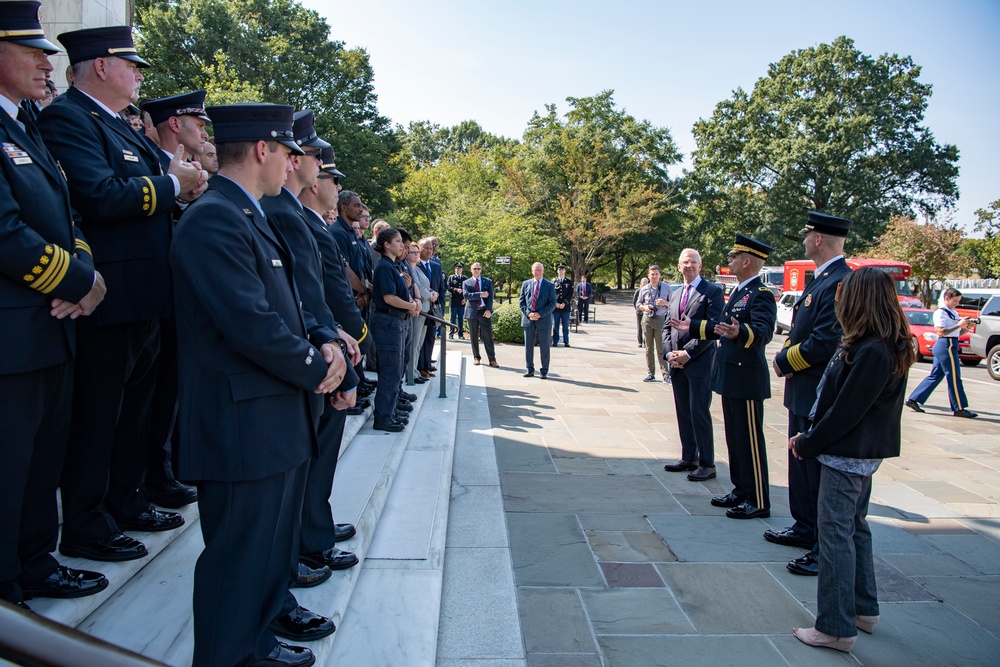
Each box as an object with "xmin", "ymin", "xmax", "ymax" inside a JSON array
[
  {"xmin": 123, "ymin": 149, "xmax": 139, "ymax": 162},
  {"xmin": 271, "ymin": 259, "xmax": 283, "ymax": 267},
  {"xmin": 13, "ymin": 156, "xmax": 33, "ymax": 165}
]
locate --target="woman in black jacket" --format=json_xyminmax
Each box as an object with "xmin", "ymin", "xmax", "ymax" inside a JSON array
[{"xmin": 789, "ymin": 267, "xmax": 914, "ymax": 653}]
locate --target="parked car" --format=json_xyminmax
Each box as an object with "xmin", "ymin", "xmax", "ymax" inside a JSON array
[
  {"xmin": 968, "ymin": 295, "xmax": 1000, "ymax": 381},
  {"xmin": 902, "ymin": 307, "xmax": 981, "ymax": 365},
  {"xmin": 774, "ymin": 290, "xmax": 801, "ymax": 334}
]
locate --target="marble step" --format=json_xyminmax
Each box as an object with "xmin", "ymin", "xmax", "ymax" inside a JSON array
[
  {"xmin": 325, "ymin": 350, "xmax": 463, "ymax": 667},
  {"xmin": 72, "ymin": 365, "xmax": 452, "ymax": 666}
]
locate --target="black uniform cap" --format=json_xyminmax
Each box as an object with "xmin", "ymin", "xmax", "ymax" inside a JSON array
[
  {"xmin": 557, "ymin": 264, "xmax": 567, "ymax": 270},
  {"xmin": 57, "ymin": 26, "xmax": 149, "ymax": 67},
  {"xmin": 729, "ymin": 233, "xmax": 773, "ymax": 260},
  {"xmin": 293, "ymin": 110, "xmax": 330, "ymax": 150},
  {"xmin": 454, "ymin": 262, "xmax": 464, "ymax": 268},
  {"xmin": 0, "ymin": 1, "xmax": 60, "ymax": 54},
  {"xmin": 798, "ymin": 211, "xmax": 853, "ymax": 237},
  {"xmin": 206, "ymin": 104, "xmax": 304, "ymax": 155},
  {"xmin": 142, "ymin": 90, "xmax": 210, "ymax": 126},
  {"xmin": 318, "ymin": 145, "xmax": 345, "ymax": 178}
]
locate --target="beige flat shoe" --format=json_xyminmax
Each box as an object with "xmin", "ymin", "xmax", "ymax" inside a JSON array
[
  {"xmin": 856, "ymin": 615, "xmax": 879, "ymax": 634},
  {"xmin": 792, "ymin": 627, "xmax": 856, "ymax": 653}
]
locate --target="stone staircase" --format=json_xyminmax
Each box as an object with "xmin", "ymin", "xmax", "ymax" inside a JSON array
[{"xmin": 14, "ymin": 348, "xmax": 478, "ymax": 667}]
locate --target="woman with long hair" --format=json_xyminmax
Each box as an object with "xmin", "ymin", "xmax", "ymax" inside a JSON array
[
  {"xmin": 789, "ymin": 267, "xmax": 914, "ymax": 653},
  {"xmin": 369, "ymin": 228, "xmax": 419, "ymax": 432}
]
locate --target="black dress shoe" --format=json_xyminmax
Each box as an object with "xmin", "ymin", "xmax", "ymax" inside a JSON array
[
  {"xmin": 345, "ymin": 404, "xmax": 366, "ymax": 416},
  {"xmin": 393, "ymin": 411, "xmax": 410, "ymax": 425},
  {"xmin": 357, "ymin": 384, "xmax": 373, "ymax": 398},
  {"xmin": 663, "ymin": 460, "xmax": 698, "ymax": 472},
  {"xmin": 250, "ymin": 643, "xmax": 315, "ymax": 667},
  {"xmin": 523, "ymin": 371, "xmax": 534, "ymax": 377},
  {"xmin": 21, "ymin": 566, "xmax": 109, "ymax": 600},
  {"xmin": 711, "ymin": 492, "xmax": 746, "ymax": 508},
  {"xmin": 116, "ymin": 504, "xmax": 184, "ymax": 532},
  {"xmin": 540, "ymin": 372, "xmax": 547, "ymax": 379},
  {"xmin": 399, "ymin": 390, "xmax": 417, "ymax": 402},
  {"xmin": 787, "ymin": 551, "xmax": 819, "ymax": 576},
  {"xmin": 365, "ymin": 378, "xmax": 378, "ymax": 388},
  {"xmin": 300, "ymin": 547, "xmax": 359, "ymax": 571},
  {"xmin": 905, "ymin": 399, "xmax": 925, "ymax": 413},
  {"xmin": 395, "ymin": 400, "xmax": 413, "ymax": 412},
  {"xmin": 268, "ymin": 606, "xmax": 335, "ymax": 641},
  {"xmin": 954, "ymin": 409, "xmax": 979, "ymax": 418},
  {"xmin": 333, "ymin": 523, "xmax": 356, "ymax": 543},
  {"xmin": 60, "ymin": 532, "xmax": 148, "ymax": 562},
  {"xmin": 687, "ymin": 466, "xmax": 717, "ymax": 481},
  {"xmin": 414, "ymin": 376, "xmax": 429, "ymax": 384},
  {"xmin": 292, "ymin": 562, "xmax": 331, "ymax": 588},
  {"xmin": 763, "ymin": 528, "xmax": 814, "ymax": 549},
  {"xmin": 141, "ymin": 478, "xmax": 198, "ymax": 509},
  {"xmin": 373, "ymin": 420, "xmax": 405, "ymax": 432},
  {"xmin": 726, "ymin": 502, "xmax": 770, "ymax": 519}
]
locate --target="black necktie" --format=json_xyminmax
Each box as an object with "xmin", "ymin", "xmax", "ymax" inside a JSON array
[{"xmin": 17, "ymin": 107, "xmax": 43, "ymax": 147}]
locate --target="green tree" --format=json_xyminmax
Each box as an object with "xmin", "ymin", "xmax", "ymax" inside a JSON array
[
  {"xmin": 963, "ymin": 200, "xmax": 1000, "ymax": 278},
  {"xmin": 690, "ymin": 36, "xmax": 959, "ymax": 257},
  {"xmin": 399, "ymin": 120, "xmax": 511, "ymax": 169},
  {"xmin": 869, "ymin": 216, "xmax": 969, "ymax": 307},
  {"xmin": 135, "ymin": 0, "xmax": 404, "ymax": 212}
]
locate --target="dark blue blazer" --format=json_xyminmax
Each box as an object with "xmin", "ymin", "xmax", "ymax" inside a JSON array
[
  {"xmin": 463, "ymin": 275, "xmax": 493, "ymax": 318},
  {"xmin": 519, "ymin": 278, "xmax": 556, "ymax": 327},
  {"xmin": 663, "ymin": 279, "xmax": 725, "ymax": 379},
  {"xmin": 0, "ymin": 111, "xmax": 95, "ymax": 374},
  {"xmin": 38, "ymin": 87, "xmax": 175, "ymax": 326},
  {"xmin": 171, "ymin": 176, "xmax": 332, "ymax": 482}
]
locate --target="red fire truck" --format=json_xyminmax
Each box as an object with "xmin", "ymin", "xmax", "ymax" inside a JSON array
[{"xmin": 783, "ymin": 259, "xmax": 921, "ymax": 306}]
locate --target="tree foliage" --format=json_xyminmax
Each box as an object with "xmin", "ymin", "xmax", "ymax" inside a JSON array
[
  {"xmin": 869, "ymin": 216, "xmax": 968, "ymax": 306},
  {"xmin": 962, "ymin": 200, "xmax": 1000, "ymax": 279},
  {"xmin": 690, "ymin": 36, "xmax": 959, "ymax": 257},
  {"xmin": 134, "ymin": 0, "xmax": 404, "ymax": 212}
]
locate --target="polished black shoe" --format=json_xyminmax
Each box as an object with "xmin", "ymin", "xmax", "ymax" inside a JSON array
[
  {"xmin": 523, "ymin": 371, "xmax": 534, "ymax": 377},
  {"xmin": 21, "ymin": 566, "xmax": 109, "ymax": 600},
  {"xmin": 60, "ymin": 532, "xmax": 148, "ymax": 562},
  {"xmin": 763, "ymin": 528, "xmax": 814, "ymax": 549},
  {"xmin": 141, "ymin": 478, "xmax": 198, "ymax": 509},
  {"xmin": 345, "ymin": 404, "xmax": 366, "ymax": 416},
  {"xmin": 711, "ymin": 492, "xmax": 746, "ymax": 508},
  {"xmin": 663, "ymin": 460, "xmax": 698, "ymax": 472},
  {"xmin": 726, "ymin": 502, "xmax": 770, "ymax": 519},
  {"xmin": 540, "ymin": 372, "xmax": 548, "ymax": 379},
  {"xmin": 413, "ymin": 376, "xmax": 429, "ymax": 384},
  {"xmin": 787, "ymin": 551, "xmax": 819, "ymax": 576},
  {"xmin": 399, "ymin": 390, "xmax": 417, "ymax": 402},
  {"xmin": 954, "ymin": 409, "xmax": 979, "ymax": 418},
  {"xmin": 393, "ymin": 411, "xmax": 410, "ymax": 425},
  {"xmin": 373, "ymin": 420, "xmax": 405, "ymax": 433},
  {"xmin": 905, "ymin": 399, "xmax": 925, "ymax": 413},
  {"xmin": 292, "ymin": 562, "xmax": 331, "ymax": 589},
  {"xmin": 249, "ymin": 642, "xmax": 315, "ymax": 667},
  {"xmin": 116, "ymin": 504, "xmax": 184, "ymax": 532},
  {"xmin": 357, "ymin": 384, "xmax": 373, "ymax": 398},
  {"xmin": 365, "ymin": 378, "xmax": 378, "ymax": 388},
  {"xmin": 300, "ymin": 547, "xmax": 359, "ymax": 571},
  {"xmin": 333, "ymin": 523, "xmax": 356, "ymax": 543},
  {"xmin": 268, "ymin": 606, "xmax": 335, "ymax": 641},
  {"xmin": 687, "ymin": 466, "xmax": 717, "ymax": 481},
  {"xmin": 396, "ymin": 400, "xmax": 413, "ymax": 412}
]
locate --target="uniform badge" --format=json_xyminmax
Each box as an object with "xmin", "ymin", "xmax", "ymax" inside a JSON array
[
  {"xmin": 243, "ymin": 209, "xmax": 253, "ymax": 216},
  {"xmin": 733, "ymin": 294, "xmax": 750, "ymax": 309},
  {"xmin": 57, "ymin": 160, "xmax": 68, "ymax": 181},
  {"xmin": 271, "ymin": 259, "xmax": 283, "ymax": 267},
  {"xmin": 122, "ymin": 149, "xmax": 139, "ymax": 163},
  {"xmin": 3, "ymin": 142, "xmax": 32, "ymax": 164},
  {"xmin": 803, "ymin": 294, "xmax": 813, "ymax": 307}
]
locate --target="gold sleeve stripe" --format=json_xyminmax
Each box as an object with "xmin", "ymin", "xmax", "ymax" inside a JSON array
[
  {"xmin": 786, "ymin": 343, "xmax": 810, "ymax": 372},
  {"xmin": 75, "ymin": 239, "xmax": 92, "ymax": 255},
  {"xmin": 32, "ymin": 246, "xmax": 70, "ymax": 294},
  {"xmin": 356, "ymin": 323, "xmax": 368, "ymax": 345},
  {"xmin": 743, "ymin": 323, "xmax": 755, "ymax": 349},
  {"xmin": 699, "ymin": 320, "xmax": 708, "ymax": 339},
  {"xmin": 141, "ymin": 176, "xmax": 157, "ymax": 216}
]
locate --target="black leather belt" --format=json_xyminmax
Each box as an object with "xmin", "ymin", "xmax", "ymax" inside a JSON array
[{"xmin": 376, "ymin": 308, "xmax": 409, "ymax": 320}]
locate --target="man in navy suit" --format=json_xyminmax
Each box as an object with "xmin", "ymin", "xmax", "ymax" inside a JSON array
[
  {"xmin": 0, "ymin": 1, "xmax": 109, "ymax": 609},
  {"xmin": 576, "ymin": 275, "xmax": 593, "ymax": 323},
  {"xmin": 519, "ymin": 262, "xmax": 557, "ymax": 378},
  {"xmin": 418, "ymin": 237, "xmax": 445, "ymax": 374},
  {"xmin": 663, "ymin": 248, "xmax": 724, "ymax": 481},
  {"xmin": 463, "ymin": 262, "xmax": 498, "ymax": 367},
  {"xmin": 38, "ymin": 26, "xmax": 207, "ymax": 562},
  {"xmin": 172, "ymin": 103, "xmax": 347, "ymax": 667}
]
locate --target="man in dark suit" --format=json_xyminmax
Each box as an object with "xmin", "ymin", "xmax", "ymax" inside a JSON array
[
  {"xmin": 662, "ymin": 248, "xmax": 724, "ymax": 481},
  {"xmin": 767, "ymin": 212, "xmax": 853, "ymax": 576},
  {"xmin": 173, "ymin": 104, "xmax": 348, "ymax": 667},
  {"xmin": 418, "ymin": 237, "xmax": 445, "ymax": 375},
  {"xmin": 0, "ymin": 1, "xmax": 109, "ymax": 610},
  {"xmin": 38, "ymin": 26, "xmax": 206, "ymax": 561},
  {"xmin": 576, "ymin": 274, "xmax": 593, "ymax": 323},
  {"xmin": 671, "ymin": 236, "xmax": 777, "ymax": 518},
  {"xmin": 463, "ymin": 262, "xmax": 498, "ymax": 367},
  {"xmin": 519, "ymin": 262, "xmax": 556, "ymax": 378}
]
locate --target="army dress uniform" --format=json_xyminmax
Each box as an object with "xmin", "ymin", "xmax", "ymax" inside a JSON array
[
  {"xmin": 684, "ymin": 235, "xmax": 777, "ymax": 517},
  {"xmin": 552, "ymin": 268, "xmax": 574, "ymax": 346},
  {"xmin": 0, "ymin": 8, "xmax": 105, "ymax": 603}
]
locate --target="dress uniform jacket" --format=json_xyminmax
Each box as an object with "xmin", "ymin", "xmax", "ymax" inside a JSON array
[
  {"xmin": 37, "ymin": 87, "xmax": 175, "ymax": 326},
  {"xmin": 329, "ymin": 215, "xmax": 367, "ymax": 284},
  {"xmin": 554, "ymin": 277, "xmax": 574, "ymax": 309},
  {"xmin": 170, "ymin": 176, "xmax": 334, "ymax": 482},
  {"xmin": 773, "ymin": 257, "xmax": 851, "ymax": 417},
  {"xmin": 685, "ymin": 277, "xmax": 776, "ymax": 400},
  {"xmin": 0, "ymin": 111, "xmax": 95, "ymax": 373}
]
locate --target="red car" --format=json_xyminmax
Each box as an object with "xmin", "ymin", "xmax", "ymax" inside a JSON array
[{"xmin": 903, "ymin": 307, "xmax": 982, "ymax": 366}]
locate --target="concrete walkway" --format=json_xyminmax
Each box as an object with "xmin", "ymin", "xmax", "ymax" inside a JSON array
[{"xmin": 470, "ymin": 290, "xmax": 1000, "ymax": 667}]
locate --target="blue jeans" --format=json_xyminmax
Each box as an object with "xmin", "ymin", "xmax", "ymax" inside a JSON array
[
  {"xmin": 815, "ymin": 464, "xmax": 879, "ymax": 638},
  {"xmin": 552, "ymin": 308, "xmax": 570, "ymax": 344},
  {"xmin": 371, "ymin": 312, "xmax": 406, "ymax": 423},
  {"xmin": 908, "ymin": 337, "xmax": 968, "ymax": 411},
  {"xmin": 450, "ymin": 307, "xmax": 465, "ymax": 337}
]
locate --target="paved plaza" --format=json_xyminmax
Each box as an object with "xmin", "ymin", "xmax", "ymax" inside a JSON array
[{"xmin": 459, "ymin": 290, "xmax": 1000, "ymax": 667}]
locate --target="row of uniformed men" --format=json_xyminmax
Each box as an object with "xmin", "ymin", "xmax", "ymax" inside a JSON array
[{"xmin": 1, "ymin": 4, "xmax": 385, "ymax": 665}]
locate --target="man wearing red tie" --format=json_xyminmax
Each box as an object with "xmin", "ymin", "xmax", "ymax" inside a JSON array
[{"xmin": 519, "ymin": 262, "xmax": 556, "ymax": 378}]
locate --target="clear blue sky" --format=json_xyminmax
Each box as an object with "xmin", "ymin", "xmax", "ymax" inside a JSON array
[{"xmin": 304, "ymin": 0, "xmax": 999, "ymax": 233}]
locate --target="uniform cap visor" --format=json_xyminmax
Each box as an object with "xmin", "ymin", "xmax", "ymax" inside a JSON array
[
  {"xmin": 8, "ymin": 36, "xmax": 60, "ymax": 54},
  {"xmin": 278, "ymin": 138, "xmax": 305, "ymax": 155}
]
